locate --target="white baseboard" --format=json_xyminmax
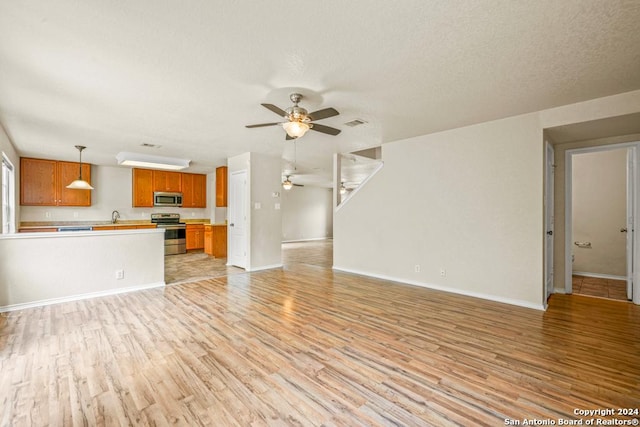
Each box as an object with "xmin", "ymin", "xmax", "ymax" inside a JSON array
[
  {"xmin": 332, "ymin": 266, "xmax": 545, "ymax": 311},
  {"xmin": 572, "ymin": 271, "xmax": 626, "ymax": 281},
  {"xmin": 247, "ymin": 263, "xmax": 283, "ymax": 272},
  {"xmin": 282, "ymin": 237, "xmax": 331, "ymax": 243},
  {"xmin": 0, "ymin": 282, "xmax": 166, "ymax": 313},
  {"xmin": 554, "ymin": 287, "xmax": 567, "ymax": 294}
]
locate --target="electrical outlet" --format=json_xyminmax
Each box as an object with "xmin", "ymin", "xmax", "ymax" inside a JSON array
[
  {"xmin": 440, "ymin": 268, "xmax": 446, "ymax": 277},
  {"xmin": 45, "ymin": 211, "xmax": 51, "ymax": 218},
  {"xmin": 73, "ymin": 212, "xmax": 79, "ymax": 218},
  {"xmin": 275, "ymin": 203, "xmax": 280, "ymax": 210},
  {"xmin": 115, "ymin": 270, "xmax": 124, "ymax": 280},
  {"xmin": 414, "ymin": 264, "xmax": 421, "ymax": 273}
]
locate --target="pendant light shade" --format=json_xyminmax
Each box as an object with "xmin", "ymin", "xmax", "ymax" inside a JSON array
[
  {"xmin": 282, "ymin": 121, "xmax": 310, "ymax": 138},
  {"xmin": 66, "ymin": 145, "xmax": 94, "ymax": 190}
]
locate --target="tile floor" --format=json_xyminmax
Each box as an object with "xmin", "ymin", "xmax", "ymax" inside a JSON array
[
  {"xmin": 165, "ymin": 239, "xmax": 333, "ymax": 285},
  {"xmin": 572, "ymin": 275, "xmax": 629, "ymax": 301}
]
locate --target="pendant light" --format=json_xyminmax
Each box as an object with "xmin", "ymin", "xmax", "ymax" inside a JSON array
[{"xmin": 66, "ymin": 145, "xmax": 94, "ymax": 190}]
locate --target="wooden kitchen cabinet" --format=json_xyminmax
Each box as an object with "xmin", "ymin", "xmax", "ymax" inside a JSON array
[
  {"xmin": 21, "ymin": 157, "xmax": 91, "ymax": 206},
  {"xmin": 132, "ymin": 168, "xmax": 154, "ymax": 207},
  {"xmin": 216, "ymin": 166, "xmax": 227, "ymax": 207},
  {"xmin": 153, "ymin": 170, "xmax": 182, "ymax": 192},
  {"xmin": 186, "ymin": 224, "xmax": 205, "ymax": 250},
  {"xmin": 182, "ymin": 173, "xmax": 207, "ymax": 208},
  {"xmin": 204, "ymin": 224, "xmax": 227, "ymax": 257}
]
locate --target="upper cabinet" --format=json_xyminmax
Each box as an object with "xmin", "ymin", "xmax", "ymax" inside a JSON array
[
  {"xmin": 216, "ymin": 166, "xmax": 227, "ymax": 207},
  {"xmin": 153, "ymin": 171, "xmax": 182, "ymax": 192},
  {"xmin": 132, "ymin": 168, "xmax": 154, "ymax": 207},
  {"xmin": 182, "ymin": 173, "xmax": 207, "ymax": 208},
  {"xmin": 132, "ymin": 168, "xmax": 206, "ymax": 208},
  {"xmin": 21, "ymin": 157, "xmax": 92, "ymax": 206}
]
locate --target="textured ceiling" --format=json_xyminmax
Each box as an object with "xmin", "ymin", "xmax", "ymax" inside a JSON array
[{"xmin": 1, "ymin": 1, "xmax": 639, "ymax": 185}]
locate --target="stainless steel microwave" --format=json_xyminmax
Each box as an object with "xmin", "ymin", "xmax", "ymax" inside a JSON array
[{"xmin": 154, "ymin": 192, "xmax": 183, "ymax": 207}]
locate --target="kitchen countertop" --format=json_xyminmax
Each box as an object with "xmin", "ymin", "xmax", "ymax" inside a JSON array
[{"xmin": 19, "ymin": 220, "xmax": 156, "ymax": 230}]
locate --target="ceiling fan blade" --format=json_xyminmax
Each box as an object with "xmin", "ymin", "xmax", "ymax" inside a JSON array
[
  {"xmin": 308, "ymin": 107, "xmax": 339, "ymax": 121},
  {"xmin": 246, "ymin": 122, "xmax": 280, "ymax": 128},
  {"xmin": 293, "ymin": 183, "xmax": 304, "ymax": 187},
  {"xmin": 285, "ymin": 133, "xmax": 297, "ymax": 140},
  {"xmin": 261, "ymin": 103, "xmax": 287, "ymax": 117},
  {"xmin": 310, "ymin": 123, "xmax": 341, "ymax": 136}
]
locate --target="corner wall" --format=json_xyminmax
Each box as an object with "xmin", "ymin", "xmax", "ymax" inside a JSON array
[{"xmin": 334, "ymin": 113, "xmax": 545, "ymax": 309}]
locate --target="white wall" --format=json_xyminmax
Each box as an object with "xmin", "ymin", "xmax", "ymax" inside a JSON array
[
  {"xmin": 0, "ymin": 229, "xmax": 165, "ymax": 311},
  {"xmin": 334, "ymin": 89, "xmax": 640, "ymax": 310},
  {"xmin": 20, "ymin": 165, "xmax": 210, "ymax": 223},
  {"xmin": 572, "ymin": 148, "xmax": 627, "ymax": 277},
  {"xmin": 249, "ymin": 153, "xmax": 282, "ymax": 270},
  {"xmin": 282, "ymin": 185, "xmax": 333, "ymax": 241},
  {"xmin": 334, "ymin": 113, "xmax": 544, "ymax": 309},
  {"xmin": 227, "ymin": 152, "xmax": 282, "ymax": 271},
  {"xmin": 0, "ymin": 123, "xmax": 20, "ymax": 233}
]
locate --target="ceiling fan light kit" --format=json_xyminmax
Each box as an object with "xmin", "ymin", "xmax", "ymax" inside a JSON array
[
  {"xmin": 246, "ymin": 92, "xmax": 341, "ymax": 140},
  {"xmin": 282, "ymin": 176, "xmax": 293, "ymax": 190},
  {"xmin": 282, "ymin": 121, "xmax": 310, "ymax": 138},
  {"xmin": 66, "ymin": 145, "xmax": 94, "ymax": 190}
]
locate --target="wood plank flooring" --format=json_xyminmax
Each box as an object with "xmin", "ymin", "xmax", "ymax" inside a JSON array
[
  {"xmin": 572, "ymin": 275, "xmax": 628, "ymax": 301},
  {"xmin": 1, "ymin": 240, "xmax": 639, "ymax": 426}
]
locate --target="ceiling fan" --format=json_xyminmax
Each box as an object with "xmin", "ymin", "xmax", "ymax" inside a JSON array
[{"xmin": 246, "ymin": 93, "xmax": 341, "ymax": 140}]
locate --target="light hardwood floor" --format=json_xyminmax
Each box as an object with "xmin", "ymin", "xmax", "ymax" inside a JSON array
[{"xmin": 1, "ymin": 240, "xmax": 639, "ymax": 426}]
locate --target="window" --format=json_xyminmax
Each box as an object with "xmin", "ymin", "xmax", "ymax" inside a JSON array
[{"xmin": 2, "ymin": 153, "xmax": 15, "ymax": 234}]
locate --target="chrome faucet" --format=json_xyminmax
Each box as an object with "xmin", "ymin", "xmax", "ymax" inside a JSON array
[{"xmin": 111, "ymin": 210, "xmax": 120, "ymax": 224}]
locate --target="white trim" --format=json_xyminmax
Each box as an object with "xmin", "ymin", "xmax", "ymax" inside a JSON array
[
  {"xmin": 572, "ymin": 271, "xmax": 626, "ymax": 281},
  {"xmin": 335, "ymin": 161, "xmax": 384, "ymax": 212},
  {"xmin": 246, "ymin": 263, "xmax": 283, "ymax": 272},
  {"xmin": 332, "ymin": 266, "xmax": 545, "ymax": 311},
  {"xmin": 0, "ymin": 281, "xmax": 166, "ymax": 313},
  {"xmin": 282, "ymin": 237, "xmax": 330, "ymax": 243}
]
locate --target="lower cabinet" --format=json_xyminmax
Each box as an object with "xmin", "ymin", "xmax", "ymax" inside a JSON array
[
  {"xmin": 204, "ymin": 224, "xmax": 227, "ymax": 258},
  {"xmin": 186, "ymin": 224, "xmax": 205, "ymax": 250}
]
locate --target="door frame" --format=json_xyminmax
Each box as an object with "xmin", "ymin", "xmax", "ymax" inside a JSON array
[
  {"xmin": 564, "ymin": 141, "xmax": 639, "ymax": 303},
  {"xmin": 544, "ymin": 141, "xmax": 555, "ymax": 303}
]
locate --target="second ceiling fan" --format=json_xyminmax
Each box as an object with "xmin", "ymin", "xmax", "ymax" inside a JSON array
[{"xmin": 246, "ymin": 93, "xmax": 341, "ymax": 140}]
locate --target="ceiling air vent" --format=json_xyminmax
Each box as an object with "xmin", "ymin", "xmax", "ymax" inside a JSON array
[
  {"xmin": 344, "ymin": 119, "xmax": 367, "ymax": 127},
  {"xmin": 141, "ymin": 143, "xmax": 161, "ymax": 148}
]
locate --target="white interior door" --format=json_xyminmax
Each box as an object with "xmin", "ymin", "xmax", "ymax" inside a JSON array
[
  {"xmin": 228, "ymin": 170, "xmax": 248, "ymax": 269},
  {"xmin": 626, "ymin": 147, "xmax": 635, "ymax": 300},
  {"xmin": 544, "ymin": 142, "xmax": 555, "ymax": 301}
]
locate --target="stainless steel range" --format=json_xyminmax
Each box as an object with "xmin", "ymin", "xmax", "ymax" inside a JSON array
[{"xmin": 151, "ymin": 213, "xmax": 186, "ymax": 255}]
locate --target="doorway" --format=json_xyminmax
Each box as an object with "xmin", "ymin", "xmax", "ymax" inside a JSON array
[
  {"xmin": 227, "ymin": 170, "xmax": 248, "ymax": 269},
  {"xmin": 564, "ymin": 143, "xmax": 637, "ymax": 302}
]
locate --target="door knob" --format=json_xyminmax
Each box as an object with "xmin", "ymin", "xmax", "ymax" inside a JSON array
[
  {"xmin": 546, "ymin": 230, "xmax": 553, "ymax": 236},
  {"xmin": 621, "ymin": 228, "xmax": 628, "ymax": 233},
  {"xmin": 230, "ymin": 223, "xmax": 234, "ymax": 227}
]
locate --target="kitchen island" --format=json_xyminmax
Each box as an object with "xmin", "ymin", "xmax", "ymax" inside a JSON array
[{"xmin": 0, "ymin": 228, "xmax": 165, "ymax": 312}]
